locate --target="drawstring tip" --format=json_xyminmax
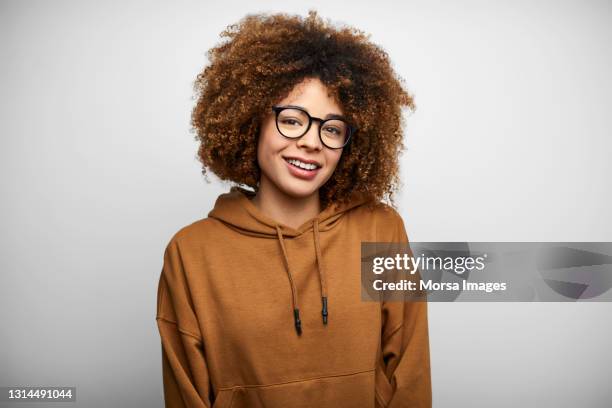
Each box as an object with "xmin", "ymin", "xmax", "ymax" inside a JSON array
[
  {"xmin": 293, "ymin": 308, "xmax": 302, "ymax": 335},
  {"xmin": 321, "ymin": 297, "xmax": 328, "ymax": 325}
]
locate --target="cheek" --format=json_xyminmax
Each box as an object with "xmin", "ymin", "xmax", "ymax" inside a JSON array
[
  {"xmin": 257, "ymin": 126, "xmax": 276, "ymax": 158},
  {"xmin": 257, "ymin": 125, "xmax": 289, "ymax": 165},
  {"xmin": 325, "ymin": 151, "xmax": 343, "ymax": 171}
]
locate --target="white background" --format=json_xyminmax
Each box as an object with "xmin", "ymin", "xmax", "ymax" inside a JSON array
[{"xmin": 1, "ymin": 0, "xmax": 611, "ymax": 406}]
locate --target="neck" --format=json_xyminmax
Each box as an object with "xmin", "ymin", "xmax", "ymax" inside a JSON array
[{"xmin": 250, "ymin": 177, "xmax": 321, "ymax": 230}]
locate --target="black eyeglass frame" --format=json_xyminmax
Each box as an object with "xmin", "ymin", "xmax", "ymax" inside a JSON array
[{"xmin": 271, "ymin": 105, "xmax": 357, "ymax": 149}]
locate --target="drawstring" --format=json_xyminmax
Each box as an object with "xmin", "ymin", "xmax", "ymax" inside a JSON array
[
  {"xmin": 313, "ymin": 219, "xmax": 328, "ymax": 325},
  {"xmin": 276, "ymin": 225, "xmax": 301, "ymax": 335},
  {"xmin": 275, "ymin": 220, "xmax": 329, "ymax": 336}
]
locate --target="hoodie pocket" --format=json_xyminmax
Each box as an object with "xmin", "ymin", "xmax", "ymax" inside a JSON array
[
  {"xmin": 224, "ymin": 369, "xmax": 375, "ymax": 408},
  {"xmin": 212, "ymin": 388, "xmax": 236, "ymax": 408}
]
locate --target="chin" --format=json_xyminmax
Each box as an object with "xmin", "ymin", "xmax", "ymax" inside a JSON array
[
  {"xmin": 276, "ymin": 180, "xmax": 321, "ymax": 198},
  {"xmin": 278, "ymin": 181, "xmax": 322, "ymax": 199}
]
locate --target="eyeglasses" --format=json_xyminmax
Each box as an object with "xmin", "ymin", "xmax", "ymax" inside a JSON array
[{"xmin": 271, "ymin": 105, "xmax": 356, "ymax": 149}]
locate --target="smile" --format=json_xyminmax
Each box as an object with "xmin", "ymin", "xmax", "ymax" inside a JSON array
[
  {"xmin": 284, "ymin": 158, "xmax": 321, "ymax": 170},
  {"xmin": 282, "ymin": 157, "xmax": 322, "ymax": 180}
]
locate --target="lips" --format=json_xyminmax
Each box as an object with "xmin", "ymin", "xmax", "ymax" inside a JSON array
[
  {"xmin": 283, "ymin": 156, "xmax": 321, "ymax": 180},
  {"xmin": 282, "ymin": 156, "xmax": 322, "ymax": 168}
]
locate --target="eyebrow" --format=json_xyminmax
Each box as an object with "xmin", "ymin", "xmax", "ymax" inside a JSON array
[{"xmin": 283, "ymin": 105, "xmax": 347, "ymax": 121}]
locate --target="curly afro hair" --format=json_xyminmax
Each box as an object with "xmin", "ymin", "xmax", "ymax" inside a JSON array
[{"xmin": 191, "ymin": 10, "xmax": 415, "ymax": 210}]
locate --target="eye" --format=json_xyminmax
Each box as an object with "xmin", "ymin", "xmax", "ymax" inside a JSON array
[
  {"xmin": 280, "ymin": 118, "xmax": 302, "ymax": 126},
  {"xmin": 323, "ymin": 126, "xmax": 341, "ymax": 135}
]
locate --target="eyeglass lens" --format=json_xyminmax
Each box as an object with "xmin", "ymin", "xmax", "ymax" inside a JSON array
[{"xmin": 276, "ymin": 108, "xmax": 349, "ymax": 149}]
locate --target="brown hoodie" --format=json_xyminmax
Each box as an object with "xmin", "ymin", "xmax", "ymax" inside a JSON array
[{"xmin": 156, "ymin": 186, "xmax": 431, "ymax": 408}]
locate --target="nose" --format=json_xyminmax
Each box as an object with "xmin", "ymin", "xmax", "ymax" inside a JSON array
[{"xmin": 297, "ymin": 121, "xmax": 323, "ymax": 151}]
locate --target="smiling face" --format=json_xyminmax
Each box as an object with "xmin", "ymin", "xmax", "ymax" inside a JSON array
[{"xmin": 256, "ymin": 77, "xmax": 345, "ymax": 201}]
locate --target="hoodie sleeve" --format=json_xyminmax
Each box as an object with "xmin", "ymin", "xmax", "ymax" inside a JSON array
[
  {"xmin": 375, "ymin": 209, "xmax": 432, "ymax": 408},
  {"xmin": 156, "ymin": 238, "xmax": 213, "ymax": 408}
]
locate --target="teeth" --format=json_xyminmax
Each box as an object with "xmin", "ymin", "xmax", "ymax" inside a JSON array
[{"xmin": 286, "ymin": 158, "xmax": 319, "ymax": 170}]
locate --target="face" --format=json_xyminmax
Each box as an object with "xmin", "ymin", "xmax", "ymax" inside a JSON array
[{"xmin": 256, "ymin": 77, "xmax": 345, "ymax": 200}]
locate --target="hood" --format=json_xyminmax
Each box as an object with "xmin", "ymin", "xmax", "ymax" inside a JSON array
[{"xmin": 208, "ymin": 185, "xmax": 370, "ymax": 336}]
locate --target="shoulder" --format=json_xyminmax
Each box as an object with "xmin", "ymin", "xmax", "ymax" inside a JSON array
[
  {"xmin": 348, "ymin": 201, "xmax": 406, "ymax": 240},
  {"xmin": 376, "ymin": 202, "xmax": 404, "ymax": 224},
  {"xmin": 353, "ymin": 201, "xmax": 404, "ymax": 227},
  {"xmin": 163, "ymin": 216, "xmax": 223, "ymax": 252},
  {"xmin": 374, "ymin": 203, "xmax": 406, "ymax": 240}
]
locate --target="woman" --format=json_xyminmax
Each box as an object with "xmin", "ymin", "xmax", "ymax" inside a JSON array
[{"xmin": 156, "ymin": 10, "xmax": 431, "ymax": 408}]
